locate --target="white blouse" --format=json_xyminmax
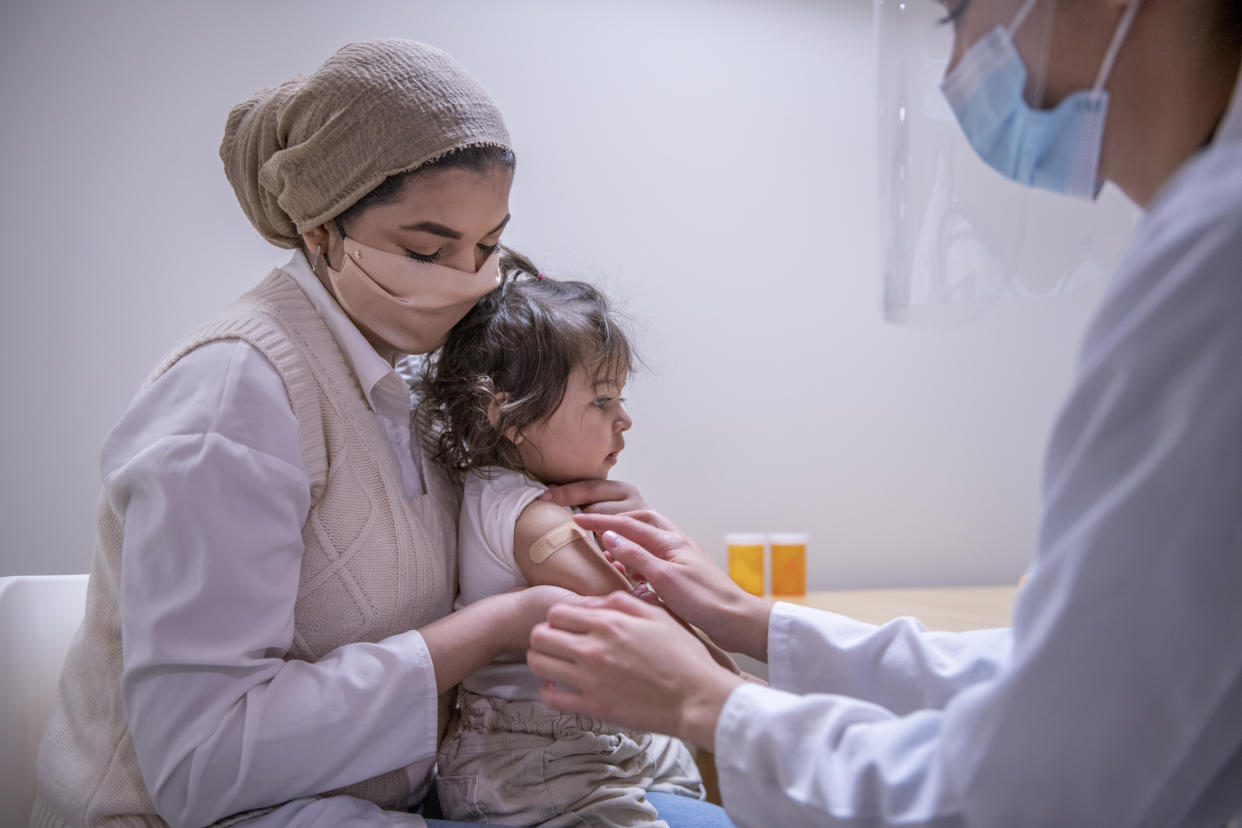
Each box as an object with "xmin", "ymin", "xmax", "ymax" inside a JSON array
[{"xmin": 108, "ymin": 252, "xmax": 441, "ymax": 825}]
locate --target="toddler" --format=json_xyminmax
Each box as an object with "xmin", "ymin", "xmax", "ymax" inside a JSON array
[{"xmin": 417, "ymin": 258, "xmax": 705, "ymax": 827}]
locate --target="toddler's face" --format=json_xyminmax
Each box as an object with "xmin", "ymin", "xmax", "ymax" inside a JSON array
[{"xmin": 516, "ymin": 364, "xmax": 631, "ymax": 484}]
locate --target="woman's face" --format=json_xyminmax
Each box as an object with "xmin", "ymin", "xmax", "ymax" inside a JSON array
[{"xmin": 317, "ymin": 163, "xmax": 514, "ymax": 276}]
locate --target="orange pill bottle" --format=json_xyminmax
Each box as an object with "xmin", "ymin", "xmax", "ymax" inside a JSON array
[
  {"xmin": 725, "ymin": 533, "xmax": 765, "ymax": 596},
  {"xmin": 769, "ymin": 532, "xmax": 807, "ymax": 596}
]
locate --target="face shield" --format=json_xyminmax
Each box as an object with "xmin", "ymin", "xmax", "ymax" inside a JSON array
[{"xmin": 874, "ymin": 0, "xmax": 1140, "ymax": 325}]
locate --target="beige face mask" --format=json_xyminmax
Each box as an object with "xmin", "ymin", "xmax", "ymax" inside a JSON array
[{"xmin": 323, "ymin": 235, "xmax": 502, "ymax": 355}]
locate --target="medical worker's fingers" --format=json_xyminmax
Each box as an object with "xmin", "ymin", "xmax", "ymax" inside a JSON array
[
  {"xmin": 527, "ymin": 625, "xmax": 590, "ymax": 669},
  {"xmin": 571, "ymin": 513, "xmax": 677, "ymax": 564},
  {"xmin": 610, "ymin": 540, "xmax": 659, "ymax": 588},
  {"xmin": 584, "ymin": 517, "xmax": 715, "ymax": 606},
  {"xmin": 596, "ymin": 531, "xmax": 670, "ymax": 592},
  {"xmin": 604, "ymin": 555, "xmax": 631, "ymax": 580},
  {"xmin": 579, "ymin": 512, "xmax": 673, "ymax": 582},
  {"xmin": 574, "ymin": 509, "xmax": 676, "ymax": 535},
  {"xmin": 598, "ymin": 588, "xmax": 669, "ymax": 617},
  {"xmin": 572, "ymin": 514, "xmax": 771, "ymax": 658},
  {"xmin": 528, "ymin": 592, "xmax": 743, "ymax": 745},
  {"xmin": 538, "ymin": 479, "xmax": 648, "ymax": 514},
  {"xmin": 618, "ymin": 509, "xmax": 681, "ymax": 532},
  {"xmin": 543, "ymin": 599, "xmax": 610, "ymax": 634},
  {"xmin": 571, "ymin": 592, "xmax": 731, "ymax": 671},
  {"xmin": 629, "ymin": 591, "xmax": 742, "ymax": 675},
  {"xmin": 493, "ymin": 585, "xmax": 584, "ymax": 655},
  {"xmin": 533, "ymin": 593, "xmax": 663, "ymax": 651}
]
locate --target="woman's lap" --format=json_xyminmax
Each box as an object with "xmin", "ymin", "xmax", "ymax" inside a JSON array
[{"xmin": 240, "ymin": 791, "xmax": 734, "ymax": 826}]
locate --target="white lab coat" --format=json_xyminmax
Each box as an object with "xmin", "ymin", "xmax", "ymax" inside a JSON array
[{"xmin": 713, "ymin": 70, "xmax": 1242, "ymax": 827}]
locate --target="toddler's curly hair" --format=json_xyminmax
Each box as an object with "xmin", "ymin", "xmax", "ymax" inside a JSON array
[{"xmin": 415, "ymin": 253, "xmax": 635, "ymax": 479}]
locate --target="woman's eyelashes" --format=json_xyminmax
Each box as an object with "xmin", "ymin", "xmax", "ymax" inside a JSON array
[
  {"xmin": 593, "ymin": 396, "xmax": 625, "ymax": 409},
  {"xmin": 405, "ymin": 241, "xmax": 499, "ymax": 263}
]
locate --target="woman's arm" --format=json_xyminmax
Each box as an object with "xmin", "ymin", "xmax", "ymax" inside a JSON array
[{"xmin": 421, "ymin": 584, "xmax": 574, "ymax": 692}]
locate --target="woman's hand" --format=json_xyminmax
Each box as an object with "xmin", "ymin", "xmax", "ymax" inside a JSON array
[
  {"xmin": 538, "ymin": 479, "xmax": 648, "ymax": 514},
  {"xmin": 573, "ymin": 510, "xmax": 774, "ymax": 661},
  {"xmin": 422, "ymin": 585, "xmax": 580, "ymax": 692},
  {"xmin": 499, "ymin": 585, "xmax": 584, "ymax": 656},
  {"xmin": 527, "ymin": 591, "xmax": 744, "ymax": 751}
]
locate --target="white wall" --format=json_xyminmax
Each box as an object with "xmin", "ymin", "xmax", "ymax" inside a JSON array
[{"xmin": 1, "ymin": 0, "xmax": 1110, "ymax": 588}]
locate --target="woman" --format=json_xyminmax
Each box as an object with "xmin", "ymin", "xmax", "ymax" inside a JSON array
[
  {"xmin": 30, "ymin": 39, "xmax": 711, "ymax": 828},
  {"xmin": 530, "ymin": 1, "xmax": 1242, "ymax": 825}
]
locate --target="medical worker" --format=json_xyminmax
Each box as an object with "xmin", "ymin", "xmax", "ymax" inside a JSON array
[{"xmin": 530, "ymin": 0, "xmax": 1242, "ymax": 824}]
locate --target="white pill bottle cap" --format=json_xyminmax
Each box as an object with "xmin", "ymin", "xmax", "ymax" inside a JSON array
[
  {"xmin": 768, "ymin": 533, "xmax": 808, "ymax": 545},
  {"xmin": 724, "ymin": 533, "xmax": 767, "ymax": 546}
]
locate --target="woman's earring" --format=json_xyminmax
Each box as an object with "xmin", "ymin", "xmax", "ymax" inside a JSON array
[{"xmin": 312, "ymin": 246, "xmax": 323, "ymax": 275}]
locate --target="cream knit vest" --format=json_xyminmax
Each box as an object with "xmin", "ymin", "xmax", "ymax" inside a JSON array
[{"xmin": 31, "ymin": 269, "xmax": 459, "ymax": 827}]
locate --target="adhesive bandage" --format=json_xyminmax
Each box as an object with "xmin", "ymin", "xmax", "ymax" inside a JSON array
[{"xmin": 528, "ymin": 522, "xmax": 592, "ymax": 563}]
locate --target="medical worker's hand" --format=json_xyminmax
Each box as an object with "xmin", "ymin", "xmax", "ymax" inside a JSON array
[
  {"xmin": 538, "ymin": 479, "xmax": 648, "ymax": 515},
  {"xmin": 528, "ymin": 591, "xmax": 744, "ymax": 751},
  {"xmin": 572, "ymin": 511, "xmax": 774, "ymax": 661}
]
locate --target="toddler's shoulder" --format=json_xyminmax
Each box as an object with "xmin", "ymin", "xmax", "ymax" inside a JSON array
[{"xmin": 462, "ymin": 467, "xmax": 550, "ymax": 527}]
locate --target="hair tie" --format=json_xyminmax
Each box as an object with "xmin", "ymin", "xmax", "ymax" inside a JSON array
[{"xmin": 535, "ymin": 272, "xmax": 545, "ymax": 280}]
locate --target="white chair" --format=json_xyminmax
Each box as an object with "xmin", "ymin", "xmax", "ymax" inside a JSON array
[{"xmin": 0, "ymin": 573, "xmax": 90, "ymax": 826}]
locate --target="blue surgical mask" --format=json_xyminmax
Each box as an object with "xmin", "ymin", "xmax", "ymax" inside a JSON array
[{"xmin": 940, "ymin": 0, "xmax": 1141, "ymax": 200}]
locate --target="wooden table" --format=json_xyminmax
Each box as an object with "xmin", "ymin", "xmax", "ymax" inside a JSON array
[
  {"xmin": 697, "ymin": 585, "xmax": 1018, "ymax": 804},
  {"xmin": 779, "ymin": 585, "xmax": 1018, "ymax": 631}
]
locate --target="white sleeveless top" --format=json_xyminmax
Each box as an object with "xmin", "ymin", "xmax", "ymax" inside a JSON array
[{"xmin": 454, "ymin": 467, "xmax": 562, "ymax": 700}]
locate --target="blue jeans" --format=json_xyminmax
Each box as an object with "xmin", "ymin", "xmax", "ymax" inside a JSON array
[{"xmin": 425, "ymin": 792, "xmax": 736, "ymax": 827}]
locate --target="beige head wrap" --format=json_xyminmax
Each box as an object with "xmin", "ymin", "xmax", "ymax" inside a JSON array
[{"xmin": 220, "ymin": 39, "xmax": 512, "ymax": 248}]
